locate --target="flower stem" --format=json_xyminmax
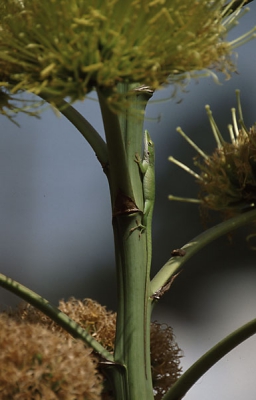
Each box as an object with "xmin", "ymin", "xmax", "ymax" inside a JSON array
[
  {"xmin": 151, "ymin": 207, "xmax": 256, "ymax": 295},
  {"xmin": 163, "ymin": 317, "xmax": 256, "ymax": 400},
  {"xmin": 39, "ymin": 94, "xmax": 108, "ymax": 168},
  {"xmin": 0, "ymin": 273, "xmax": 113, "ymax": 360}
]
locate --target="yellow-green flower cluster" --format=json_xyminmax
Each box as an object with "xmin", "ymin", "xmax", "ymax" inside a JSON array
[
  {"xmin": 169, "ymin": 90, "xmax": 256, "ymax": 216},
  {"xmin": 0, "ymin": 0, "xmax": 254, "ymax": 112},
  {"xmin": 0, "ymin": 87, "xmax": 43, "ymax": 125}
]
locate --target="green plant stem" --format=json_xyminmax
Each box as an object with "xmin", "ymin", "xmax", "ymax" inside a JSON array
[
  {"xmin": 151, "ymin": 208, "xmax": 256, "ymax": 296},
  {"xmin": 97, "ymin": 87, "xmax": 135, "ymax": 201},
  {"xmin": 39, "ymin": 94, "xmax": 108, "ymax": 168},
  {"xmin": 97, "ymin": 84, "xmax": 154, "ymax": 400},
  {"xmin": 163, "ymin": 317, "xmax": 256, "ymax": 400},
  {"xmin": 0, "ymin": 273, "xmax": 113, "ymax": 361}
]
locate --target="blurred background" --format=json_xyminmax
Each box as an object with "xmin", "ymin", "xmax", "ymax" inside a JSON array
[{"xmin": 1, "ymin": 4, "xmax": 256, "ymax": 399}]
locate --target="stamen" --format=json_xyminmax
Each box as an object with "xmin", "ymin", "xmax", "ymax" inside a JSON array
[
  {"xmin": 236, "ymin": 90, "xmax": 249, "ymax": 136},
  {"xmin": 168, "ymin": 195, "xmax": 201, "ymax": 204},
  {"xmin": 228, "ymin": 123, "xmax": 236, "ymax": 144},
  {"xmin": 168, "ymin": 156, "xmax": 203, "ymax": 180},
  {"xmin": 176, "ymin": 127, "xmax": 208, "ymax": 160},
  {"xmin": 231, "ymin": 107, "xmax": 239, "ymax": 139},
  {"xmin": 229, "ymin": 25, "xmax": 256, "ymax": 49},
  {"xmin": 205, "ymin": 105, "xmax": 225, "ymax": 148},
  {"xmin": 222, "ymin": 3, "xmax": 249, "ymax": 30}
]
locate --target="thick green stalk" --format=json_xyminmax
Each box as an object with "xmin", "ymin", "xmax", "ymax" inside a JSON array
[
  {"xmin": 97, "ymin": 84, "xmax": 154, "ymax": 399},
  {"xmin": 116, "ymin": 85, "xmax": 155, "ymax": 385}
]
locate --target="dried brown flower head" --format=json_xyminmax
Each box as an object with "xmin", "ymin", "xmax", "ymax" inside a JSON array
[
  {"xmin": 150, "ymin": 322, "xmax": 183, "ymax": 400},
  {"xmin": 18, "ymin": 298, "xmax": 117, "ymax": 351},
  {"xmin": 0, "ymin": 312, "xmax": 102, "ymax": 400},
  {"xmin": 10, "ymin": 298, "xmax": 183, "ymax": 398}
]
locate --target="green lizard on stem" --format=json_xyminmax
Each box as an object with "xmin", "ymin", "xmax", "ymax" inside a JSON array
[{"xmin": 133, "ymin": 129, "xmax": 155, "ymax": 377}]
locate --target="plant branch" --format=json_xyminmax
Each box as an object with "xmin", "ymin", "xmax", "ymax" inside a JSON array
[
  {"xmin": 151, "ymin": 208, "xmax": 256, "ymax": 296},
  {"xmin": 39, "ymin": 94, "xmax": 108, "ymax": 169},
  {"xmin": 163, "ymin": 317, "xmax": 256, "ymax": 400},
  {"xmin": 0, "ymin": 273, "xmax": 113, "ymax": 361}
]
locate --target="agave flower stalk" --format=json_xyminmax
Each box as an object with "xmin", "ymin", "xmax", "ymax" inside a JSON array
[{"xmin": 0, "ymin": 1, "xmax": 255, "ymax": 400}]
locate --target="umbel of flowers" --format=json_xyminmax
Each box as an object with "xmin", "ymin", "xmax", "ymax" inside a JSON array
[
  {"xmin": 0, "ymin": 0, "xmax": 255, "ymax": 115},
  {"xmin": 169, "ymin": 90, "xmax": 256, "ymax": 216}
]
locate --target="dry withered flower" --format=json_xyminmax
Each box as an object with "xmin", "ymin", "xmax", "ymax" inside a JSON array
[
  {"xmin": 0, "ymin": 312, "xmax": 103, "ymax": 400},
  {"xmin": 8, "ymin": 298, "xmax": 183, "ymax": 398}
]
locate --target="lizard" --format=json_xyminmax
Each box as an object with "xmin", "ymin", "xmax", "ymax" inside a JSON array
[{"xmin": 134, "ymin": 129, "xmax": 155, "ymax": 378}]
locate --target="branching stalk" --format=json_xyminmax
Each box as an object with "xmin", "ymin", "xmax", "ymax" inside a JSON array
[
  {"xmin": 39, "ymin": 94, "xmax": 108, "ymax": 168},
  {"xmin": 151, "ymin": 207, "xmax": 256, "ymax": 295}
]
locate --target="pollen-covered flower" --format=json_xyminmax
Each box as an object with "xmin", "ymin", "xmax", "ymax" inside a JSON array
[
  {"xmin": 0, "ymin": 0, "xmax": 255, "ymax": 113},
  {"xmin": 169, "ymin": 90, "xmax": 256, "ymax": 216}
]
